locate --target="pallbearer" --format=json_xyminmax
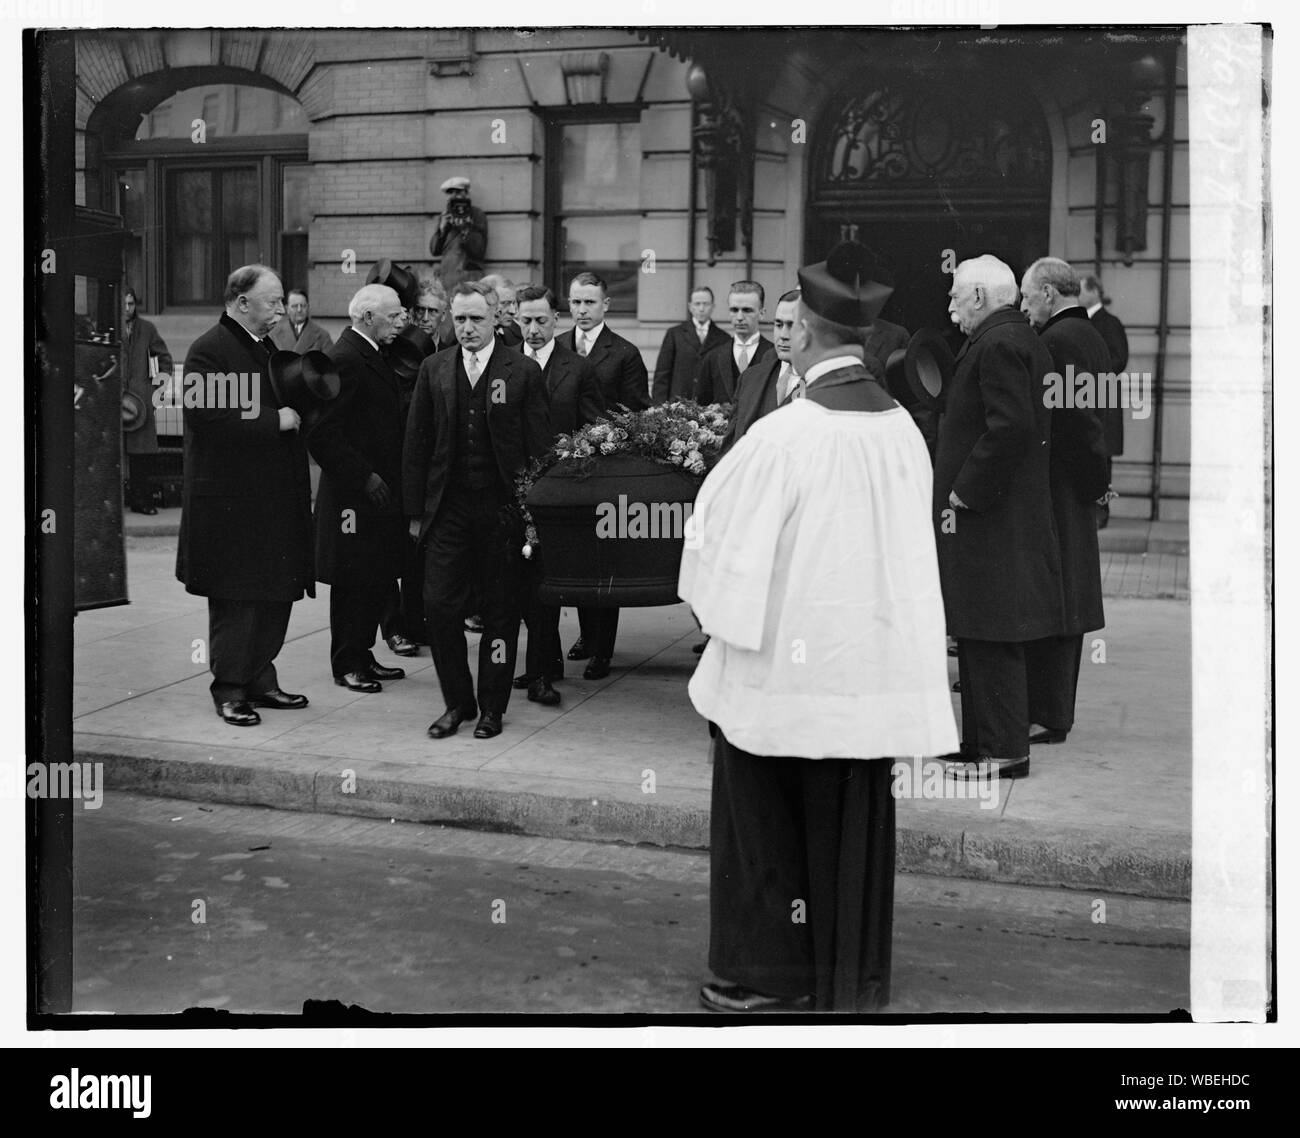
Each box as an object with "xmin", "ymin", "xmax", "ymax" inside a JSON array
[{"xmin": 681, "ymin": 242, "xmax": 958, "ymax": 1013}]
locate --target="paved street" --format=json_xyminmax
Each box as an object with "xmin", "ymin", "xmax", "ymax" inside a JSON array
[{"xmin": 71, "ymin": 794, "xmax": 1190, "ymax": 1017}]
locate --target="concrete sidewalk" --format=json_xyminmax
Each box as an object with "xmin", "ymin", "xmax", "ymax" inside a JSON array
[{"xmin": 71, "ymin": 535, "xmax": 1192, "ymax": 900}]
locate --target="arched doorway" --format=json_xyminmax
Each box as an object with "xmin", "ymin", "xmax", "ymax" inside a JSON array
[{"xmin": 807, "ymin": 74, "xmax": 1053, "ymax": 335}]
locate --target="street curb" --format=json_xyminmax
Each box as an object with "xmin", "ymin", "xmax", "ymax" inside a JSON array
[{"xmin": 75, "ymin": 733, "xmax": 1191, "ymax": 901}]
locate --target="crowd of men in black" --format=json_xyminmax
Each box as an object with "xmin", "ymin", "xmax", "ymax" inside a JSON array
[{"xmin": 141, "ymin": 247, "xmax": 1128, "ymax": 770}]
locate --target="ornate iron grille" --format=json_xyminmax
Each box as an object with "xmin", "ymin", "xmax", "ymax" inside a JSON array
[{"xmin": 821, "ymin": 84, "xmax": 1051, "ymax": 190}]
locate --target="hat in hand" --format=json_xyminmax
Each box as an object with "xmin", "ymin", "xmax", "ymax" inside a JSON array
[
  {"xmin": 269, "ymin": 349, "xmax": 341, "ymax": 424},
  {"xmin": 885, "ymin": 328, "xmax": 955, "ymax": 411}
]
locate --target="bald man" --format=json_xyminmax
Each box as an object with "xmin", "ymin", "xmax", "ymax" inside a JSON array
[{"xmin": 936, "ymin": 255, "xmax": 1063, "ymax": 782}]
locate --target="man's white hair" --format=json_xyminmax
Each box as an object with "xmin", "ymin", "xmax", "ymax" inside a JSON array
[
  {"xmin": 348, "ymin": 283, "xmax": 399, "ymax": 322},
  {"xmin": 955, "ymin": 255, "xmax": 1019, "ymax": 308}
]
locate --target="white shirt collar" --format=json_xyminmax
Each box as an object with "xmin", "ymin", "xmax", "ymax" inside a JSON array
[
  {"xmin": 577, "ymin": 322, "xmax": 605, "ymax": 348},
  {"xmin": 230, "ymin": 315, "xmax": 265, "ymax": 345},
  {"xmin": 351, "ymin": 326, "xmax": 379, "ymax": 352},
  {"xmin": 1086, "ymin": 301, "xmax": 1103, "ymax": 317},
  {"xmin": 734, "ymin": 332, "xmax": 761, "ymax": 349},
  {"xmin": 804, "ymin": 355, "xmax": 864, "ymax": 386},
  {"xmin": 694, "ymin": 320, "xmax": 711, "ymax": 333},
  {"xmin": 526, "ymin": 339, "xmax": 556, "ymax": 369},
  {"xmin": 463, "ymin": 335, "xmax": 496, "ymax": 370}
]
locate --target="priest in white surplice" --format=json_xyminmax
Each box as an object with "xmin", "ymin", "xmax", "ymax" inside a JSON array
[{"xmin": 681, "ymin": 242, "xmax": 958, "ymax": 1013}]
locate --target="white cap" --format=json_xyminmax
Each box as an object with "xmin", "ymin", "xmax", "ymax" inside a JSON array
[{"xmin": 440, "ymin": 176, "xmax": 471, "ymax": 193}]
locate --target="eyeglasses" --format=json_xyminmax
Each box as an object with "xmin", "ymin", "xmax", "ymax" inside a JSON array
[{"xmin": 412, "ymin": 306, "xmax": 441, "ymax": 319}]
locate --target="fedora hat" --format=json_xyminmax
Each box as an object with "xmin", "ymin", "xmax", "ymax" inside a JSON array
[
  {"xmin": 885, "ymin": 328, "xmax": 955, "ymax": 411},
  {"xmin": 121, "ymin": 390, "xmax": 149, "ymax": 433},
  {"xmin": 388, "ymin": 327, "xmax": 434, "ymax": 382},
  {"xmin": 366, "ymin": 258, "xmax": 419, "ymax": 310},
  {"xmin": 269, "ymin": 350, "xmax": 341, "ymax": 419}
]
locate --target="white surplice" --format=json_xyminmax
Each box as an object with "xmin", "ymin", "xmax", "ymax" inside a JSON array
[{"xmin": 679, "ymin": 399, "xmax": 959, "ymax": 760}]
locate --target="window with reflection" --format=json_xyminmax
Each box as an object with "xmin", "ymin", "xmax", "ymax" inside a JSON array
[{"xmin": 550, "ymin": 117, "xmax": 642, "ymax": 317}]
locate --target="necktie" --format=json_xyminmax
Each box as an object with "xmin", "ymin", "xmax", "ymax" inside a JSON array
[
  {"xmin": 577, "ymin": 331, "xmax": 589, "ymax": 357},
  {"xmin": 466, "ymin": 353, "xmax": 480, "ymax": 387},
  {"xmin": 735, "ymin": 342, "xmax": 751, "ymax": 372},
  {"xmin": 528, "ymin": 348, "xmax": 539, "ymax": 362},
  {"xmin": 697, "ymin": 324, "xmax": 708, "ymax": 345}
]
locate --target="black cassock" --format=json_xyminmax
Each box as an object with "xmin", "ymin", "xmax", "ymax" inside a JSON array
[{"xmin": 707, "ymin": 364, "xmax": 900, "ymax": 1012}]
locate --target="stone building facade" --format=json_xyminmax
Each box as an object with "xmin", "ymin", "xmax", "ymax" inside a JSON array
[{"xmin": 71, "ymin": 26, "xmax": 1190, "ymax": 520}]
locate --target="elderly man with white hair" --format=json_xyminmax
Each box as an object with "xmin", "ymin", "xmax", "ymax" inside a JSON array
[
  {"xmin": 308, "ymin": 283, "xmax": 410, "ymax": 693},
  {"xmin": 935, "ymin": 255, "xmax": 1063, "ymax": 782}
]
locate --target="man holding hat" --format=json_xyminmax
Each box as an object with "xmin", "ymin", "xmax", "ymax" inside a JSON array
[
  {"xmin": 309, "ymin": 284, "xmax": 410, "ymax": 694},
  {"xmin": 431, "ymin": 177, "xmax": 488, "ymax": 291},
  {"xmin": 682, "ymin": 241, "xmax": 958, "ymax": 1013},
  {"xmin": 176, "ymin": 264, "xmax": 314, "ymax": 728}
]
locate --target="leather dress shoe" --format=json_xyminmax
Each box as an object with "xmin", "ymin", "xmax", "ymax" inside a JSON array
[
  {"xmin": 464, "ymin": 614, "xmax": 484, "ymax": 634},
  {"xmin": 129, "ymin": 502, "xmax": 158, "ymax": 516},
  {"xmin": 385, "ymin": 634, "xmax": 419, "ymax": 657},
  {"xmin": 944, "ymin": 755, "xmax": 1031, "ymax": 781},
  {"xmin": 335, "ymin": 672, "xmax": 381, "ymax": 693},
  {"xmin": 248, "ymin": 688, "xmax": 308, "ymax": 710},
  {"xmin": 583, "ymin": 656, "xmax": 611, "ymax": 680},
  {"xmin": 1029, "ymin": 727, "xmax": 1069, "ymax": 745},
  {"xmin": 428, "ymin": 706, "xmax": 474, "ymax": 738},
  {"xmin": 567, "ymin": 637, "xmax": 592, "ymax": 661},
  {"xmin": 473, "ymin": 711, "xmax": 503, "ymax": 739},
  {"xmin": 363, "ymin": 661, "xmax": 406, "ymax": 682},
  {"xmin": 216, "ymin": 700, "xmax": 261, "ymax": 727},
  {"xmin": 513, "ymin": 672, "xmax": 538, "ymax": 690},
  {"xmin": 527, "ymin": 677, "xmax": 561, "ymax": 706},
  {"xmin": 699, "ymin": 981, "xmax": 813, "ymax": 1013}
]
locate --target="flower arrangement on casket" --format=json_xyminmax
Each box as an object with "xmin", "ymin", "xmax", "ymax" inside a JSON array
[{"xmin": 516, "ymin": 400, "xmax": 732, "ymax": 607}]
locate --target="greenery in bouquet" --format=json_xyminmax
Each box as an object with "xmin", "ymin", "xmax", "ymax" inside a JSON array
[{"xmin": 514, "ymin": 398, "xmax": 733, "ymax": 553}]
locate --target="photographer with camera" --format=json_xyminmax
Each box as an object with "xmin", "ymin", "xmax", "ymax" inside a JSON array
[{"xmin": 430, "ymin": 176, "xmax": 489, "ymax": 291}]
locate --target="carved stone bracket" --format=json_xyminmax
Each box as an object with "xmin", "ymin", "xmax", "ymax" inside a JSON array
[{"xmin": 427, "ymin": 29, "xmax": 477, "ymax": 78}]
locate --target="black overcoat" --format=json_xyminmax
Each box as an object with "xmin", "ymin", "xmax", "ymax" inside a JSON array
[
  {"xmin": 1038, "ymin": 307, "xmax": 1110, "ymax": 635},
  {"xmin": 121, "ymin": 316, "xmax": 173, "ymax": 455},
  {"xmin": 1090, "ymin": 305, "xmax": 1129, "ymax": 457},
  {"xmin": 401, "ymin": 343, "xmax": 552, "ymax": 540},
  {"xmin": 175, "ymin": 313, "xmax": 314, "ymax": 602},
  {"xmin": 307, "ymin": 327, "xmax": 406, "ymax": 586},
  {"xmin": 541, "ymin": 342, "xmax": 605, "ymax": 437},
  {"xmin": 557, "ymin": 324, "xmax": 649, "ymax": 411},
  {"xmin": 932, "ymin": 306, "xmax": 1062, "ymax": 642},
  {"xmin": 719, "ymin": 354, "xmax": 783, "ymax": 457},
  {"xmin": 652, "ymin": 320, "xmax": 730, "ymax": 404}
]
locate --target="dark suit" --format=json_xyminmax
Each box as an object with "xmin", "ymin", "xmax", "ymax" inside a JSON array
[
  {"xmin": 308, "ymin": 327, "xmax": 406, "ymax": 678},
  {"xmin": 557, "ymin": 323, "xmax": 648, "ymax": 411},
  {"xmin": 521, "ymin": 342, "xmax": 606, "ymax": 681},
  {"xmin": 695, "ymin": 336, "xmax": 775, "ymax": 405},
  {"xmin": 652, "ymin": 319, "xmax": 730, "ymax": 404},
  {"xmin": 932, "ymin": 306, "xmax": 1062, "ymax": 759},
  {"xmin": 496, "ymin": 323, "xmax": 524, "ymax": 350},
  {"xmin": 1026, "ymin": 307, "xmax": 1111, "ymax": 734},
  {"xmin": 175, "ymin": 312, "xmax": 314, "ymax": 706},
  {"xmin": 402, "ymin": 341, "xmax": 551, "ymax": 715},
  {"xmin": 556, "ymin": 323, "xmax": 649, "ymax": 661},
  {"xmin": 711, "ymin": 361, "xmax": 900, "ymax": 1011},
  {"xmin": 269, "ymin": 318, "xmax": 333, "ymax": 355},
  {"xmin": 718, "ymin": 354, "xmax": 795, "ymax": 457},
  {"xmin": 1089, "ymin": 305, "xmax": 1129, "ymax": 458}
]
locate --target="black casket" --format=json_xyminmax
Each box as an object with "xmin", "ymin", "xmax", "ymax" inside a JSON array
[{"xmin": 526, "ymin": 454, "xmax": 702, "ymax": 607}]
